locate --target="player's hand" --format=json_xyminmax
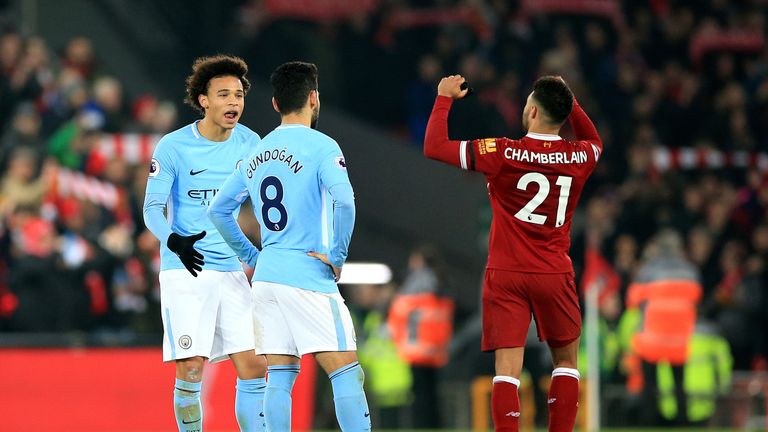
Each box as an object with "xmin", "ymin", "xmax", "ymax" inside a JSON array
[
  {"xmin": 307, "ymin": 252, "xmax": 342, "ymax": 282},
  {"xmin": 437, "ymin": 75, "xmax": 470, "ymax": 99},
  {"xmin": 167, "ymin": 231, "xmax": 206, "ymax": 277}
]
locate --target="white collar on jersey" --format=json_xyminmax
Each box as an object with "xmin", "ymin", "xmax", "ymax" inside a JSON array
[
  {"xmin": 526, "ymin": 132, "xmax": 563, "ymax": 141},
  {"xmin": 276, "ymin": 124, "xmax": 309, "ymax": 129},
  {"xmin": 191, "ymin": 121, "xmax": 201, "ymax": 139}
]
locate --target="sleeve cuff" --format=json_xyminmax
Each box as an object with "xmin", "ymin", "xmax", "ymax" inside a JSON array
[{"xmin": 435, "ymin": 95, "xmax": 454, "ymax": 108}]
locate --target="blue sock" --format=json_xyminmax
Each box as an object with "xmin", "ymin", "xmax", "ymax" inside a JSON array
[
  {"xmin": 264, "ymin": 365, "xmax": 300, "ymax": 432},
  {"xmin": 236, "ymin": 377, "xmax": 267, "ymax": 431},
  {"xmin": 174, "ymin": 379, "xmax": 202, "ymax": 432},
  {"xmin": 329, "ymin": 361, "xmax": 371, "ymax": 431}
]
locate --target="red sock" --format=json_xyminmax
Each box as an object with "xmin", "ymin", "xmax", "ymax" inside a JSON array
[
  {"xmin": 548, "ymin": 368, "xmax": 580, "ymax": 432},
  {"xmin": 491, "ymin": 376, "xmax": 520, "ymax": 432}
]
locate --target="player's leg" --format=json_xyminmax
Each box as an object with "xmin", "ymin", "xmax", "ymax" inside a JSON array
[
  {"xmin": 160, "ymin": 269, "xmax": 220, "ymax": 432},
  {"xmin": 547, "ymin": 339, "xmax": 580, "ymax": 432},
  {"xmin": 251, "ymin": 281, "xmax": 302, "ymax": 432},
  {"xmin": 483, "ymin": 269, "xmax": 532, "ymax": 432},
  {"xmin": 175, "ymin": 357, "xmax": 206, "ymax": 432},
  {"xmin": 530, "ymin": 272, "xmax": 582, "ymax": 432},
  {"xmin": 275, "ymin": 286, "xmax": 369, "ymax": 431},
  {"xmin": 315, "ymin": 350, "xmax": 371, "ymax": 431},
  {"xmin": 493, "ymin": 347, "xmax": 525, "ymax": 431},
  {"xmin": 264, "ymin": 354, "xmax": 301, "ymax": 432},
  {"xmin": 214, "ymin": 271, "xmax": 268, "ymax": 432},
  {"xmin": 230, "ymin": 350, "xmax": 269, "ymax": 432}
]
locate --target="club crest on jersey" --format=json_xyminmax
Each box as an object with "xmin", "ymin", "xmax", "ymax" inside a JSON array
[
  {"xmin": 149, "ymin": 158, "xmax": 160, "ymax": 178},
  {"xmin": 179, "ymin": 335, "xmax": 192, "ymax": 349},
  {"xmin": 334, "ymin": 156, "xmax": 347, "ymax": 170},
  {"xmin": 478, "ymin": 138, "xmax": 497, "ymax": 155}
]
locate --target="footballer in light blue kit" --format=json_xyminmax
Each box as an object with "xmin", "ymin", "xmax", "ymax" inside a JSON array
[
  {"xmin": 142, "ymin": 55, "xmax": 268, "ymax": 432},
  {"xmin": 208, "ymin": 61, "xmax": 371, "ymax": 431}
]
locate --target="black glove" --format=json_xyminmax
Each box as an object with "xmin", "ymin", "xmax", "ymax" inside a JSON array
[{"xmin": 167, "ymin": 231, "xmax": 206, "ymax": 277}]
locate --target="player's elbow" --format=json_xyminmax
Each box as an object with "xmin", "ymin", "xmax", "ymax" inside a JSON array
[
  {"xmin": 206, "ymin": 204, "xmax": 225, "ymax": 226},
  {"xmin": 330, "ymin": 183, "xmax": 355, "ymax": 208},
  {"xmin": 423, "ymin": 137, "xmax": 437, "ymax": 159},
  {"xmin": 142, "ymin": 200, "xmax": 160, "ymax": 226}
]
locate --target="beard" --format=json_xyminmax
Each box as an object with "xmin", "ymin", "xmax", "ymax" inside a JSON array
[{"xmin": 310, "ymin": 105, "xmax": 320, "ymax": 129}]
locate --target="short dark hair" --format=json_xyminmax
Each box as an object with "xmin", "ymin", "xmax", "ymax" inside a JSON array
[
  {"xmin": 185, "ymin": 55, "xmax": 250, "ymax": 115},
  {"xmin": 270, "ymin": 61, "xmax": 318, "ymax": 115},
  {"xmin": 531, "ymin": 76, "xmax": 574, "ymax": 125}
]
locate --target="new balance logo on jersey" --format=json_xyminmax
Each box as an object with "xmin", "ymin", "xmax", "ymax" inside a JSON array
[
  {"xmin": 548, "ymin": 398, "xmax": 557, "ymax": 404},
  {"xmin": 505, "ymin": 411, "xmax": 520, "ymax": 417}
]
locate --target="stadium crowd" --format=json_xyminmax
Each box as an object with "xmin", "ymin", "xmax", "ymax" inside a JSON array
[
  {"xmin": 0, "ymin": 30, "xmax": 177, "ymax": 334},
  {"xmin": 1, "ymin": 0, "xmax": 768, "ymax": 426}
]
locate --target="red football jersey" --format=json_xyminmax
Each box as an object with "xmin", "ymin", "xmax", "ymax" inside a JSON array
[{"xmin": 424, "ymin": 96, "xmax": 602, "ymax": 273}]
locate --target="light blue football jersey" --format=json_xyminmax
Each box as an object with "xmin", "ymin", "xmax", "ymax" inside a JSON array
[
  {"xmin": 210, "ymin": 124, "xmax": 354, "ymax": 293},
  {"xmin": 143, "ymin": 121, "xmax": 260, "ymax": 272}
]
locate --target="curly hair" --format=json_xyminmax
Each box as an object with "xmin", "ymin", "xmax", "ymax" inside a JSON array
[
  {"xmin": 531, "ymin": 76, "xmax": 574, "ymax": 125},
  {"xmin": 184, "ymin": 55, "xmax": 251, "ymax": 115}
]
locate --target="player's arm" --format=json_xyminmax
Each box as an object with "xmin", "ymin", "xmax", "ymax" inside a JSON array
[
  {"xmin": 568, "ymin": 98, "xmax": 602, "ymax": 155},
  {"xmin": 423, "ymin": 75, "xmax": 502, "ymax": 175},
  {"xmin": 142, "ymin": 144, "xmax": 175, "ymax": 245},
  {"xmin": 326, "ymin": 182, "xmax": 355, "ymax": 269},
  {"xmin": 142, "ymin": 142, "xmax": 206, "ymax": 276},
  {"xmin": 207, "ymin": 170, "xmax": 260, "ymax": 267},
  {"xmin": 310, "ymin": 148, "xmax": 355, "ymax": 280}
]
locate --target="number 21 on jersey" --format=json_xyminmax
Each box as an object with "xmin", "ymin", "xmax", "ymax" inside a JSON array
[{"xmin": 514, "ymin": 173, "xmax": 572, "ymax": 227}]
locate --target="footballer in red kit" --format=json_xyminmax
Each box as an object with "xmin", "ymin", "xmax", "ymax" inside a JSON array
[{"xmin": 424, "ymin": 75, "xmax": 601, "ymax": 432}]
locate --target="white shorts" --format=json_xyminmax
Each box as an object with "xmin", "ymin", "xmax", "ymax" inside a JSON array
[
  {"xmin": 252, "ymin": 281, "xmax": 357, "ymax": 357},
  {"xmin": 159, "ymin": 269, "xmax": 255, "ymax": 363}
]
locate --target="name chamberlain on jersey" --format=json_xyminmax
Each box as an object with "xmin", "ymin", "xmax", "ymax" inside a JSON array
[
  {"xmin": 245, "ymin": 148, "xmax": 304, "ymax": 178},
  {"xmin": 504, "ymin": 148, "xmax": 590, "ymax": 164}
]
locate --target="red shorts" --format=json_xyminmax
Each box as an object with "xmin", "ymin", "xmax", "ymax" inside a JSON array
[{"xmin": 481, "ymin": 269, "xmax": 581, "ymax": 352}]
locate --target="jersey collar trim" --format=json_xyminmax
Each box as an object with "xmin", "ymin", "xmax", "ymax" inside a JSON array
[
  {"xmin": 191, "ymin": 121, "xmax": 201, "ymax": 139},
  {"xmin": 526, "ymin": 132, "xmax": 562, "ymax": 141},
  {"xmin": 277, "ymin": 124, "xmax": 309, "ymax": 130}
]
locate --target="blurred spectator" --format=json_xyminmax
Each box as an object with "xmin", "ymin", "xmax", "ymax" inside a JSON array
[
  {"xmin": 60, "ymin": 36, "xmax": 97, "ymax": 80},
  {"xmin": 654, "ymin": 320, "xmax": 733, "ymax": 426},
  {"xmin": 91, "ymin": 76, "xmax": 127, "ymax": 133},
  {"xmin": 407, "ymin": 54, "xmax": 442, "ymax": 144},
  {"xmin": 389, "ymin": 245, "xmax": 454, "ymax": 429},
  {"xmin": 355, "ymin": 282, "xmax": 413, "ymax": 429},
  {"xmin": 0, "ymin": 148, "xmax": 52, "ymax": 217},
  {"xmin": 7, "ymin": 216, "xmax": 65, "ymax": 331},
  {"xmin": 626, "ymin": 230, "xmax": 703, "ymax": 426},
  {"xmin": 0, "ymin": 102, "xmax": 44, "ymax": 168}
]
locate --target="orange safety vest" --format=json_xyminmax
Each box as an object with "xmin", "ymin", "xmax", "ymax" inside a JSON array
[
  {"xmin": 388, "ymin": 293, "xmax": 454, "ymax": 367},
  {"xmin": 626, "ymin": 279, "xmax": 702, "ymax": 365}
]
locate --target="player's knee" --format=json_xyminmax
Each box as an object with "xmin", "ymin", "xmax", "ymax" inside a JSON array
[
  {"xmin": 177, "ymin": 358, "xmax": 205, "ymax": 382},
  {"xmin": 244, "ymin": 354, "xmax": 268, "ymax": 378},
  {"xmin": 548, "ymin": 337, "xmax": 579, "ymax": 368}
]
